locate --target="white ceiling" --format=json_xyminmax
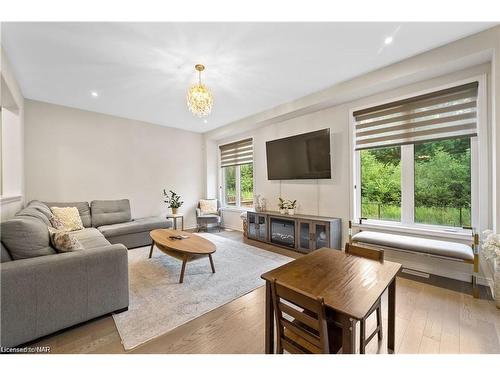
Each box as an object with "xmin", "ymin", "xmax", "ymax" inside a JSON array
[{"xmin": 1, "ymin": 22, "xmax": 496, "ymax": 132}]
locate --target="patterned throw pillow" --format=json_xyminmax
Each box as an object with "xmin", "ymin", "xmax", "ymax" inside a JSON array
[
  {"xmin": 199, "ymin": 199, "xmax": 218, "ymax": 215},
  {"xmin": 50, "ymin": 206, "xmax": 84, "ymax": 231},
  {"xmin": 49, "ymin": 214, "xmax": 66, "ymax": 230},
  {"xmin": 48, "ymin": 227, "xmax": 83, "ymax": 253}
]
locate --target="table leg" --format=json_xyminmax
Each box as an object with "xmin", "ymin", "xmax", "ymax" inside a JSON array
[
  {"xmin": 179, "ymin": 256, "xmax": 188, "ymax": 283},
  {"xmin": 265, "ymin": 280, "xmax": 274, "ymax": 354},
  {"xmin": 148, "ymin": 241, "xmax": 155, "ymax": 258},
  {"xmin": 182, "ymin": 217, "xmax": 184, "ymax": 231},
  {"xmin": 340, "ymin": 314, "xmax": 356, "ymax": 354},
  {"xmin": 173, "ymin": 218, "xmax": 177, "ymax": 230},
  {"xmin": 388, "ymin": 278, "xmax": 396, "ymax": 353},
  {"xmin": 208, "ymin": 254, "xmax": 215, "ymax": 273}
]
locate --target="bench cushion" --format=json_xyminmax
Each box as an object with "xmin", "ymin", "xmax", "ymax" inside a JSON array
[{"xmin": 352, "ymin": 231, "xmax": 474, "ymax": 261}]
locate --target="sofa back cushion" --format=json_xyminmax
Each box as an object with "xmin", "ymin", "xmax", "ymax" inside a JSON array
[
  {"xmin": 45, "ymin": 201, "xmax": 92, "ymax": 228},
  {"xmin": 1, "ymin": 242, "xmax": 12, "ymax": 262},
  {"xmin": 1, "ymin": 216, "xmax": 56, "ymax": 260},
  {"xmin": 91, "ymin": 199, "xmax": 131, "ymax": 227},
  {"xmin": 16, "ymin": 200, "xmax": 53, "ymax": 226}
]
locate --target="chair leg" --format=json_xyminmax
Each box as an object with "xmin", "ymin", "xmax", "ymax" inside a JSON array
[
  {"xmin": 360, "ymin": 318, "xmax": 366, "ymax": 354},
  {"xmin": 376, "ymin": 304, "xmax": 383, "ymax": 341}
]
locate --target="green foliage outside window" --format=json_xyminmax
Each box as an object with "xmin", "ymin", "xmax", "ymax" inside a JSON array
[{"xmin": 361, "ymin": 138, "xmax": 471, "ymax": 227}]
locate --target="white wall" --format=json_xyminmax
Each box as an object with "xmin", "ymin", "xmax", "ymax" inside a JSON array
[
  {"xmin": 1, "ymin": 46, "xmax": 25, "ymax": 221},
  {"xmin": 24, "ymin": 100, "xmax": 204, "ymax": 229}
]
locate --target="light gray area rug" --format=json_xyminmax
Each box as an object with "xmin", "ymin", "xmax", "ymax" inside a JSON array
[{"xmin": 113, "ymin": 233, "xmax": 291, "ymax": 350}]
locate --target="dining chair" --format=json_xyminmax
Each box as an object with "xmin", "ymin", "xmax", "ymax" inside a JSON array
[
  {"xmin": 270, "ymin": 278, "xmax": 331, "ymax": 354},
  {"xmin": 345, "ymin": 243, "xmax": 384, "ymax": 354}
]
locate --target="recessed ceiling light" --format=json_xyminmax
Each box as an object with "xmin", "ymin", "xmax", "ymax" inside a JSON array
[
  {"xmin": 91, "ymin": 91, "xmax": 99, "ymax": 97},
  {"xmin": 384, "ymin": 36, "xmax": 393, "ymax": 45},
  {"xmin": 203, "ymin": 119, "xmax": 208, "ymax": 124}
]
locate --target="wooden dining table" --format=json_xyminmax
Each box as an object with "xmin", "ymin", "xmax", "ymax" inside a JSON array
[{"xmin": 261, "ymin": 248, "xmax": 402, "ymax": 354}]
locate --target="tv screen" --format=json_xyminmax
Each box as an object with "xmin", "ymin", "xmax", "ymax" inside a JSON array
[{"xmin": 266, "ymin": 129, "xmax": 331, "ymax": 180}]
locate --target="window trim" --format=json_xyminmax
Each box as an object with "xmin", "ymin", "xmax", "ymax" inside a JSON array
[
  {"xmin": 349, "ymin": 74, "xmax": 489, "ymax": 235},
  {"xmin": 218, "ymin": 138, "xmax": 255, "ymax": 210}
]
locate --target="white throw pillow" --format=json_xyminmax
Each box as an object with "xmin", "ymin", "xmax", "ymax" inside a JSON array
[
  {"xmin": 199, "ymin": 199, "xmax": 218, "ymax": 215},
  {"xmin": 50, "ymin": 206, "xmax": 84, "ymax": 231}
]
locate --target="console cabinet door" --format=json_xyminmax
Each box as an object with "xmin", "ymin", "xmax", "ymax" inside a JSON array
[
  {"xmin": 247, "ymin": 213, "xmax": 257, "ymax": 239},
  {"xmin": 312, "ymin": 221, "xmax": 330, "ymax": 249},
  {"xmin": 297, "ymin": 220, "xmax": 313, "ymax": 253},
  {"xmin": 257, "ymin": 214, "xmax": 267, "ymax": 241}
]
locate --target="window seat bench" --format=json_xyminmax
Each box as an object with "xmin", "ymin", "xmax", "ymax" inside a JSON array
[{"xmin": 348, "ymin": 222, "xmax": 479, "ymax": 298}]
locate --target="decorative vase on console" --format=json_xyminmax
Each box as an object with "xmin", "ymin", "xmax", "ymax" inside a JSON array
[
  {"xmin": 482, "ymin": 230, "xmax": 500, "ymax": 308},
  {"xmin": 287, "ymin": 200, "xmax": 297, "ymax": 216},
  {"xmin": 278, "ymin": 197, "xmax": 287, "ymax": 215}
]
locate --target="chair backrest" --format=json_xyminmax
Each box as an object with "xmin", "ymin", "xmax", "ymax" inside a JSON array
[
  {"xmin": 197, "ymin": 199, "xmax": 220, "ymax": 210},
  {"xmin": 270, "ymin": 279, "xmax": 330, "ymax": 354},
  {"xmin": 345, "ymin": 243, "xmax": 384, "ymax": 261}
]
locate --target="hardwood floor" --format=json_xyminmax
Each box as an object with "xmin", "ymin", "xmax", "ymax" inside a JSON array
[{"xmin": 27, "ymin": 229, "xmax": 500, "ymax": 354}]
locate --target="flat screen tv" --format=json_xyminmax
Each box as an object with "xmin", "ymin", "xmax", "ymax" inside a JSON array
[{"xmin": 266, "ymin": 129, "xmax": 331, "ymax": 180}]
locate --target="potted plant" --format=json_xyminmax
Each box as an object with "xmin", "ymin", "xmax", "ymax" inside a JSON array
[
  {"xmin": 482, "ymin": 230, "xmax": 500, "ymax": 308},
  {"xmin": 163, "ymin": 189, "xmax": 184, "ymax": 215},
  {"xmin": 287, "ymin": 200, "xmax": 297, "ymax": 216},
  {"xmin": 278, "ymin": 197, "xmax": 287, "ymax": 215}
]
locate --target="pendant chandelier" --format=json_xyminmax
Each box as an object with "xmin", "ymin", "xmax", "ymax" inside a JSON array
[{"xmin": 187, "ymin": 64, "xmax": 213, "ymax": 118}]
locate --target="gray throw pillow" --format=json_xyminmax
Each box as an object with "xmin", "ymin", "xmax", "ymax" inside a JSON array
[{"xmin": 1, "ymin": 216, "xmax": 56, "ymax": 260}]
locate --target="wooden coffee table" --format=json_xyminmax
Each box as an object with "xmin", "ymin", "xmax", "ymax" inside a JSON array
[{"xmin": 149, "ymin": 229, "xmax": 216, "ymax": 283}]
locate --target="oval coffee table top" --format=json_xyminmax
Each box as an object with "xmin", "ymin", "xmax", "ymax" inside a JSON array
[{"xmin": 150, "ymin": 229, "xmax": 216, "ymax": 255}]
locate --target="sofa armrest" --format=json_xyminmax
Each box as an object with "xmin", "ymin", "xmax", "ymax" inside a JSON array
[{"xmin": 1, "ymin": 244, "xmax": 129, "ymax": 348}]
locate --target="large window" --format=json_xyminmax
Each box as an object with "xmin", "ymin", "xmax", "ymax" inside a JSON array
[
  {"xmin": 220, "ymin": 139, "xmax": 254, "ymax": 208},
  {"xmin": 354, "ymin": 81, "xmax": 478, "ymax": 229}
]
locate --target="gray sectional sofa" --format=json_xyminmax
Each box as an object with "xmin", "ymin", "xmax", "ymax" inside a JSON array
[{"xmin": 0, "ymin": 199, "xmax": 171, "ymax": 348}]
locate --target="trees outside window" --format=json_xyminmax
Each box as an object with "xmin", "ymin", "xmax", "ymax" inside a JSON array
[
  {"xmin": 359, "ymin": 138, "xmax": 471, "ymax": 227},
  {"xmin": 222, "ymin": 163, "xmax": 254, "ymax": 208}
]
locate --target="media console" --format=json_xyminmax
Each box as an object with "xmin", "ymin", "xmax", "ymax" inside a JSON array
[{"xmin": 246, "ymin": 210, "xmax": 341, "ymax": 253}]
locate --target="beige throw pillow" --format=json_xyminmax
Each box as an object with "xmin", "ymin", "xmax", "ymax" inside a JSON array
[
  {"xmin": 50, "ymin": 206, "xmax": 84, "ymax": 231},
  {"xmin": 48, "ymin": 227, "xmax": 83, "ymax": 253},
  {"xmin": 199, "ymin": 199, "xmax": 218, "ymax": 215}
]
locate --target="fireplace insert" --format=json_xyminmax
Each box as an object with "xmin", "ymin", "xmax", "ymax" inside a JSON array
[{"xmin": 270, "ymin": 217, "xmax": 296, "ymax": 248}]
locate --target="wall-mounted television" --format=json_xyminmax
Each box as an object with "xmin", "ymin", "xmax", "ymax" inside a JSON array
[{"xmin": 266, "ymin": 129, "xmax": 331, "ymax": 180}]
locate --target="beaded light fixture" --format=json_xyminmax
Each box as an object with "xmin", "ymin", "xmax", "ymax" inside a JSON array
[{"xmin": 186, "ymin": 64, "xmax": 213, "ymax": 117}]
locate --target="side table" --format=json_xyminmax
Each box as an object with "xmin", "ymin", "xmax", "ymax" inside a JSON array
[{"xmin": 166, "ymin": 213, "xmax": 184, "ymax": 230}]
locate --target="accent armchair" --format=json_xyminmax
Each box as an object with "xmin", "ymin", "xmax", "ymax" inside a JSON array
[{"xmin": 196, "ymin": 199, "xmax": 222, "ymax": 232}]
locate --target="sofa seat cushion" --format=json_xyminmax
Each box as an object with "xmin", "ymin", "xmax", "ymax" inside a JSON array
[
  {"xmin": 91, "ymin": 199, "xmax": 131, "ymax": 227},
  {"xmin": 1, "ymin": 216, "xmax": 56, "ymax": 260},
  {"xmin": 352, "ymin": 231, "xmax": 474, "ymax": 261},
  {"xmin": 45, "ymin": 201, "xmax": 92, "ymax": 228},
  {"xmin": 98, "ymin": 216, "xmax": 170, "ymax": 238},
  {"xmin": 198, "ymin": 214, "xmax": 221, "ymax": 221},
  {"xmin": 71, "ymin": 228, "xmax": 111, "ymax": 249}
]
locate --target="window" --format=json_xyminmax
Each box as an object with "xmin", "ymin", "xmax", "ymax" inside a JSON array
[
  {"xmin": 220, "ymin": 139, "xmax": 254, "ymax": 208},
  {"xmin": 361, "ymin": 146, "xmax": 401, "ymax": 221},
  {"xmin": 414, "ymin": 138, "xmax": 471, "ymax": 227},
  {"xmin": 354, "ymin": 81, "xmax": 478, "ymax": 229}
]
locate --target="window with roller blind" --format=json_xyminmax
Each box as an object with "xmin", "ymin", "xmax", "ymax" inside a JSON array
[
  {"xmin": 219, "ymin": 138, "xmax": 254, "ymax": 208},
  {"xmin": 352, "ymin": 81, "xmax": 480, "ymax": 229}
]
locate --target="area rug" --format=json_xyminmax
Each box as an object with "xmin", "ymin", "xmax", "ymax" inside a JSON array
[{"xmin": 112, "ymin": 233, "xmax": 292, "ymax": 350}]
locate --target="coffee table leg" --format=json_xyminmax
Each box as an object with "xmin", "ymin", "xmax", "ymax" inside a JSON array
[
  {"xmin": 179, "ymin": 256, "xmax": 188, "ymax": 283},
  {"xmin": 209, "ymin": 254, "xmax": 215, "ymax": 273},
  {"xmin": 148, "ymin": 241, "xmax": 155, "ymax": 258}
]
